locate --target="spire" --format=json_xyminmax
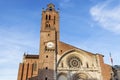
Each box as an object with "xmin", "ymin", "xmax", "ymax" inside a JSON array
[{"xmin": 109, "ymin": 53, "xmax": 113, "ymax": 66}]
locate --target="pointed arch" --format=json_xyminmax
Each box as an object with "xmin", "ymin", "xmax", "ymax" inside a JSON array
[
  {"xmin": 72, "ymin": 73, "xmax": 88, "ymax": 80},
  {"xmin": 45, "ymin": 23, "xmax": 50, "ymax": 29},
  {"xmin": 72, "ymin": 72, "xmax": 94, "ymax": 80},
  {"xmin": 57, "ymin": 73, "xmax": 67, "ymax": 80},
  {"xmin": 46, "ymin": 15, "xmax": 48, "ymax": 20},
  {"xmin": 57, "ymin": 49, "xmax": 83, "ymax": 67}
]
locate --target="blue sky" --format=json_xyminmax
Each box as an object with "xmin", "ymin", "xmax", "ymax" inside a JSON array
[{"xmin": 0, "ymin": 0, "xmax": 120, "ymax": 80}]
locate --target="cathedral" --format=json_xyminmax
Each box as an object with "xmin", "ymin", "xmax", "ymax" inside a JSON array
[{"xmin": 17, "ymin": 3, "xmax": 112, "ymax": 80}]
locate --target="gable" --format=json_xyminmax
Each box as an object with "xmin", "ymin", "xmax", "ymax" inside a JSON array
[{"xmin": 57, "ymin": 49, "xmax": 98, "ymax": 69}]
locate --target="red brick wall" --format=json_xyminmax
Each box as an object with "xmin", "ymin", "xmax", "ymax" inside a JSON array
[{"xmin": 98, "ymin": 54, "xmax": 112, "ymax": 80}]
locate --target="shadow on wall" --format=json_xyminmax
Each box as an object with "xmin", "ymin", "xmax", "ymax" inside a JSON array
[
  {"xmin": 27, "ymin": 68, "xmax": 113, "ymax": 80},
  {"xmin": 57, "ymin": 72, "xmax": 98, "ymax": 80},
  {"xmin": 27, "ymin": 69, "xmax": 55, "ymax": 80}
]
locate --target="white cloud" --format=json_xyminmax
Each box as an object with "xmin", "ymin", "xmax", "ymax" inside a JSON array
[{"xmin": 90, "ymin": 0, "xmax": 120, "ymax": 34}]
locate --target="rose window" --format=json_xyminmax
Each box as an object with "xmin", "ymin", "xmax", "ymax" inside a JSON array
[{"xmin": 68, "ymin": 56, "xmax": 81, "ymax": 68}]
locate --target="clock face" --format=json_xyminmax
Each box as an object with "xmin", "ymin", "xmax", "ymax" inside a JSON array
[{"xmin": 47, "ymin": 42, "xmax": 54, "ymax": 48}]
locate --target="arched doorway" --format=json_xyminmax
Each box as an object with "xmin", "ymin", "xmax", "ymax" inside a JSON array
[
  {"xmin": 72, "ymin": 73, "xmax": 88, "ymax": 80},
  {"xmin": 57, "ymin": 73, "xmax": 67, "ymax": 80}
]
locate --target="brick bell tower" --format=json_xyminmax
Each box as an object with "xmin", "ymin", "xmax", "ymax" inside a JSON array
[{"xmin": 38, "ymin": 3, "xmax": 59, "ymax": 80}]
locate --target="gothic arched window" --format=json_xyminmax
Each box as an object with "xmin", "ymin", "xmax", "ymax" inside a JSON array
[
  {"xmin": 45, "ymin": 24, "xmax": 50, "ymax": 29},
  {"xmin": 46, "ymin": 15, "xmax": 48, "ymax": 20}
]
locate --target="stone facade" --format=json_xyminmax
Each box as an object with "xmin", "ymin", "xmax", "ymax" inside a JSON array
[{"xmin": 17, "ymin": 3, "xmax": 112, "ymax": 80}]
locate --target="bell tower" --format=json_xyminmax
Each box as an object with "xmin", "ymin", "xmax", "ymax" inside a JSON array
[{"xmin": 38, "ymin": 3, "xmax": 59, "ymax": 80}]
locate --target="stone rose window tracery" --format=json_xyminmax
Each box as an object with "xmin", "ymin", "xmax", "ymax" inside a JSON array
[{"xmin": 67, "ymin": 56, "xmax": 82, "ymax": 68}]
